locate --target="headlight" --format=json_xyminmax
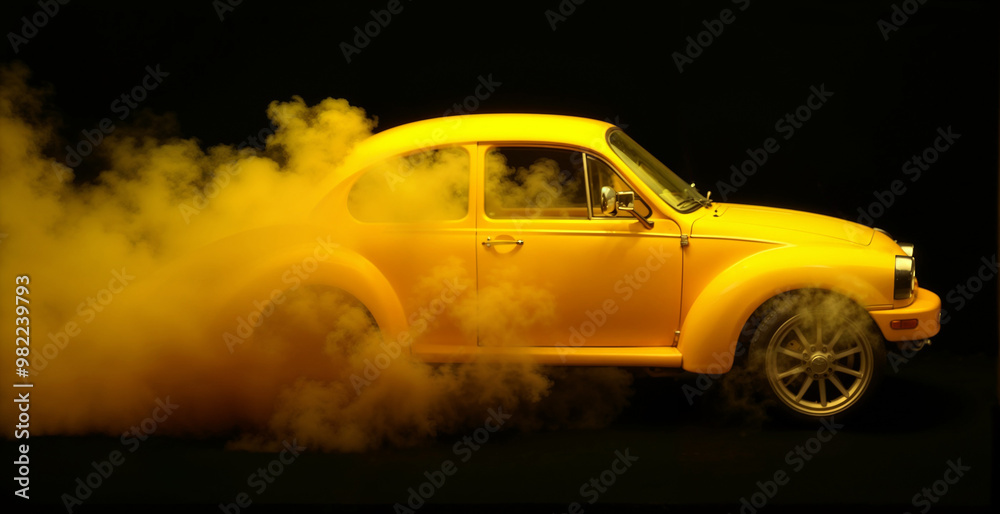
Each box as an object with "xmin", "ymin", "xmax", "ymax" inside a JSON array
[{"xmin": 894, "ymin": 255, "xmax": 915, "ymax": 300}]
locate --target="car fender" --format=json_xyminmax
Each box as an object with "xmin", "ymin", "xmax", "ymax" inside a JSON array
[
  {"xmin": 677, "ymin": 244, "xmax": 892, "ymax": 374},
  {"xmin": 218, "ymin": 239, "xmax": 408, "ymax": 348}
]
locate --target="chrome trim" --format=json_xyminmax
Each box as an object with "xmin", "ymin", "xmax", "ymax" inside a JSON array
[
  {"xmin": 895, "ymin": 339, "xmax": 931, "ymax": 353},
  {"xmin": 587, "ymin": 153, "xmax": 653, "ymax": 220},
  {"xmin": 582, "ymin": 151, "xmax": 594, "ymax": 219},
  {"xmin": 894, "ymin": 255, "xmax": 915, "ymax": 300},
  {"xmin": 482, "ymin": 236, "xmax": 524, "ymax": 248},
  {"xmin": 898, "ymin": 242, "xmax": 914, "ymax": 257}
]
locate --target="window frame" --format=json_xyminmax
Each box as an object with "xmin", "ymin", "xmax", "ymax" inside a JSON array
[
  {"xmin": 346, "ymin": 144, "xmax": 473, "ymax": 224},
  {"xmin": 479, "ymin": 143, "xmax": 653, "ymax": 222},
  {"xmin": 583, "ymin": 152, "xmax": 653, "ymax": 220}
]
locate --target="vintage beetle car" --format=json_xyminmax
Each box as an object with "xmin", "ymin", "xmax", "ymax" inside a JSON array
[{"xmin": 280, "ymin": 113, "xmax": 942, "ymax": 420}]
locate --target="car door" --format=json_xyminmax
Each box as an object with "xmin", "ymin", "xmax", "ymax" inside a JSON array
[{"xmin": 474, "ymin": 143, "xmax": 683, "ymax": 349}]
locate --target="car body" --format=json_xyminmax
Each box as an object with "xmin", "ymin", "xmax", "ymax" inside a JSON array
[{"xmin": 267, "ymin": 113, "xmax": 941, "ymax": 419}]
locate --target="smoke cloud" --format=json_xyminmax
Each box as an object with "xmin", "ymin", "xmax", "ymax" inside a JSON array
[{"xmin": 0, "ymin": 64, "xmax": 633, "ymax": 452}]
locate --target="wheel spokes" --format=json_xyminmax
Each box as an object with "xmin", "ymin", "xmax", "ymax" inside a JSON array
[
  {"xmin": 767, "ymin": 312, "xmax": 872, "ymax": 414},
  {"xmin": 776, "ymin": 346, "xmax": 807, "ymax": 360},
  {"xmin": 832, "ymin": 364, "xmax": 863, "ymax": 378},
  {"xmin": 833, "ymin": 346, "xmax": 861, "ymax": 360},
  {"xmin": 794, "ymin": 376, "xmax": 814, "ymax": 402},
  {"xmin": 828, "ymin": 373, "xmax": 850, "ymax": 397},
  {"xmin": 793, "ymin": 326, "xmax": 810, "ymax": 347},
  {"xmin": 827, "ymin": 328, "xmax": 844, "ymax": 351},
  {"xmin": 778, "ymin": 364, "xmax": 808, "ymax": 380}
]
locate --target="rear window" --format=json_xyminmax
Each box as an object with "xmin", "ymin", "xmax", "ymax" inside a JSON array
[{"xmin": 347, "ymin": 146, "xmax": 470, "ymax": 223}]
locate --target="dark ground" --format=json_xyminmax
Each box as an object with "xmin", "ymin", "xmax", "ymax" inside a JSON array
[{"xmin": 15, "ymin": 345, "xmax": 997, "ymax": 513}]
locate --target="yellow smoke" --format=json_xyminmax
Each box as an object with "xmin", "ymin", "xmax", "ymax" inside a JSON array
[{"xmin": 0, "ymin": 64, "xmax": 632, "ymax": 452}]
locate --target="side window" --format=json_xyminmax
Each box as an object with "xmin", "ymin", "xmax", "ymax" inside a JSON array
[
  {"xmin": 348, "ymin": 146, "xmax": 470, "ymax": 223},
  {"xmin": 484, "ymin": 147, "xmax": 588, "ymax": 219},
  {"xmin": 587, "ymin": 154, "xmax": 652, "ymax": 218}
]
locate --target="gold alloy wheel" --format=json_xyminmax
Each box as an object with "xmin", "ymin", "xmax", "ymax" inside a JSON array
[{"xmin": 764, "ymin": 313, "xmax": 875, "ymax": 417}]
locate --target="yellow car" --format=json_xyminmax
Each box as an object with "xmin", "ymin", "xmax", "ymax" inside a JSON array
[{"xmin": 278, "ymin": 113, "xmax": 941, "ymax": 420}]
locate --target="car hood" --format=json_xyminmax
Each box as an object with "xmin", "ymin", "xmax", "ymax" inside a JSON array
[{"xmin": 692, "ymin": 203, "xmax": 874, "ymax": 245}]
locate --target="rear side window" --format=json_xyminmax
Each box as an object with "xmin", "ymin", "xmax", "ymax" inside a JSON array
[{"xmin": 348, "ymin": 146, "xmax": 470, "ymax": 223}]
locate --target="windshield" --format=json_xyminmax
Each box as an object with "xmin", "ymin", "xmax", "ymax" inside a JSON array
[{"xmin": 607, "ymin": 129, "xmax": 708, "ymax": 213}]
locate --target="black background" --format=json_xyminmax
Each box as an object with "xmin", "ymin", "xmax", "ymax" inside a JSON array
[{"xmin": 2, "ymin": 0, "xmax": 997, "ymax": 512}]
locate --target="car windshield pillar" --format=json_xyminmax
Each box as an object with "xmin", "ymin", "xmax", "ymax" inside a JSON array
[{"xmin": 607, "ymin": 129, "xmax": 706, "ymax": 213}]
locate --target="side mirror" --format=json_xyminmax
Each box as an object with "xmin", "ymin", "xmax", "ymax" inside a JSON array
[
  {"xmin": 599, "ymin": 186, "xmax": 653, "ymax": 229},
  {"xmin": 615, "ymin": 190, "xmax": 635, "ymax": 211},
  {"xmin": 600, "ymin": 186, "xmax": 618, "ymax": 215}
]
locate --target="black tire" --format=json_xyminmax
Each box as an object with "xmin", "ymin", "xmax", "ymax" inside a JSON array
[{"xmin": 747, "ymin": 292, "xmax": 886, "ymax": 422}]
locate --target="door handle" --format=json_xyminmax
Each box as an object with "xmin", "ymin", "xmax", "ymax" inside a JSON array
[{"xmin": 482, "ymin": 237, "xmax": 524, "ymax": 248}]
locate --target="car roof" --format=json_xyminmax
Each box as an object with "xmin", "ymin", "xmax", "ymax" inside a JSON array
[{"xmin": 347, "ymin": 113, "xmax": 619, "ymax": 166}]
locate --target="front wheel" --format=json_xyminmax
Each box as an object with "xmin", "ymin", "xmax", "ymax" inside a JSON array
[{"xmin": 750, "ymin": 295, "xmax": 886, "ymax": 421}]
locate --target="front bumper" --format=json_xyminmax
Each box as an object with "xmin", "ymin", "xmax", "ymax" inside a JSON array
[{"xmin": 869, "ymin": 287, "xmax": 941, "ymax": 342}]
